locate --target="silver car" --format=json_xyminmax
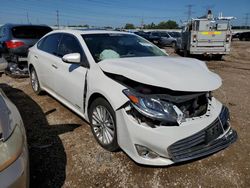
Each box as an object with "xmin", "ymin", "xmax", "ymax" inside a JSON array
[
  {"xmin": 0, "ymin": 89, "xmax": 29, "ymax": 188},
  {"xmin": 161, "ymin": 32, "xmax": 177, "ymax": 47}
]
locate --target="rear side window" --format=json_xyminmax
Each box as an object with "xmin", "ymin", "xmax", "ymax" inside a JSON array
[
  {"xmin": 12, "ymin": 26, "xmax": 52, "ymax": 39},
  {"xmin": 57, "ymin": 34, "xmax": 83, "ymax": 57},
  {"xmin": 0, "ymin": 27, "xmax": 7, "ymax": 37},
  {"xmin": 39, "ymin": 33, "xmax": 62, "ymax": 55}
]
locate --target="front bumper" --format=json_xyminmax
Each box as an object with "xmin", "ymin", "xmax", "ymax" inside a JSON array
[
  {"xmin": 116, "ymin": 98, "xmax": 237, "ymax": 166},
  {"xmin": 0, "ymin": 138, "xmax": 29, "ymax": 188}
]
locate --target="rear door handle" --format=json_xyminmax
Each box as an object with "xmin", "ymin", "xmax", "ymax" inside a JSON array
[
  {"xmin": 52, "ymin": 64, "xmax": 58, "ymax": 69},
  {"xmin": 34, "ymin": 55, "xmax": 38, "ymax": 59}
]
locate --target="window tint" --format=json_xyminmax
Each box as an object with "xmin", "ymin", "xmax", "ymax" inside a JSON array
[
  {"xmin": 12, "ymin": 26, "xmax": 52, "ymax": 39},
  {"xmin": 40, "ymin": 34, "xmax": 62, "ymax": 55},
  {"xmin": 57, "ymin": 34, "xmax": 83, "ymax": 57},
  {"xmin": 0, "ymin": 27, "xmax": 6, "ymax": 37},
  {"xmin": 161, "ymin": 32, "xmax": 169, "ymax": 37},
  {"xmin": 152, "ymin": 32, "xmax": 160, "ymax": 36}
]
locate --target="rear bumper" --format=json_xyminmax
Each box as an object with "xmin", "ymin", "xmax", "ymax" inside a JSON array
[{"xmin": 190, "ymin": 46, "xmax": 230, "ymax": 55}]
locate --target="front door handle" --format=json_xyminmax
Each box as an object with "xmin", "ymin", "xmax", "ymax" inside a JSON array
[{"xmin": 52, "ymin": 64, "xmax": 58, "ymax": 69}]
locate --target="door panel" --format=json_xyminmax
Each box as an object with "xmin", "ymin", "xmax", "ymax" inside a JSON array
[
  {"xmin": 36, "ymin": 33, "xmax": 62, "ymax": 90},
  {"xmin": 53, "ymin": 34, "xmax": 88, "ymax": 111}
]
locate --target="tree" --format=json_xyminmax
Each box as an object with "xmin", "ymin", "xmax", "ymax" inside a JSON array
[
  {"xmin": 124, "ymin": 23, "xmax": 135, "ymax": 29},
  {"xmin": 157, "ymin": 20, "xmax": 178, "ymax": 29},
  {"xmin": 145, "ymin": 22, "xmax": 156, "ymax": 29}
]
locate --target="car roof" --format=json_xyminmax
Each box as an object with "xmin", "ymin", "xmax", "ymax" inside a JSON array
[
  {"xmin": 49, "ymin": 29, "xmax": 133, "ymax": 36},
  {"xmin": 2, "ymin": 23, "xmax": 51, "ymax": 28}
]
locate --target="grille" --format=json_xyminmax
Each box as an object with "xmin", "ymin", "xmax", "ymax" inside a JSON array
[{"xmin": 167, "ymin": 106, "xmax": 237, "ymax": 163}]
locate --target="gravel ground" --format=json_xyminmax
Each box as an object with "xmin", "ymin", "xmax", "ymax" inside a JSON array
[{"xmin": 0, "ymin": 41, "xmax": 249, "ymax": 188}]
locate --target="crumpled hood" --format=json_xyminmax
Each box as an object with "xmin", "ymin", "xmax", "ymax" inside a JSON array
[{"xmin": 99, "ymin": 56, "xmax": 222, "ymax": 92}]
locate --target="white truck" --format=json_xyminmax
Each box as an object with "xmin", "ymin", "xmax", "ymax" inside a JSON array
[{"xmin": 175, "ymin": 11, "xmax": 235, "ymax": 59}]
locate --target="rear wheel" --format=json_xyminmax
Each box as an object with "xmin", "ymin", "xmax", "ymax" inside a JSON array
[
  {"xmin": 171, "ymin": 41, "xmax": 176, "ymax": 48},
  {"xmin": 30, "ymin": 67, "xmax": 42, "ymax": 95},
  {"xmin": 88, "ymin": 97, "xmax": 119, "ymax": 151},
  {"xmin": 183, "ymin": 47, "xmax": 189, "ymax": 57},
  {"xmin": 214, "ymin": 55, "xmax": 223, "ymax": 60}
]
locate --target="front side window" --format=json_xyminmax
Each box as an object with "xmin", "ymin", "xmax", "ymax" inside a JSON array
[
  {"xmin": 57, "ymin": 34, "xmax": 83, "ymax": 57},
  {"xmin": 39, "ymin": 33, "xmax": 62, "ymax": 55},
  {"xmin": 82, "ymin": 33, "xmax": 166, "ymax": 62}
]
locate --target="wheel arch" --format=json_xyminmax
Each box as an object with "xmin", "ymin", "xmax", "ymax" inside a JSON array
[{"xmin": 87, "ymin": 92, "xmax": 112, "ymax": 117}]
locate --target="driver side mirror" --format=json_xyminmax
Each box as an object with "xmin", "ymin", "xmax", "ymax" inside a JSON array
[{"xmin": 62, "ymin": 53, "xmax": 81, "ymax": 64}]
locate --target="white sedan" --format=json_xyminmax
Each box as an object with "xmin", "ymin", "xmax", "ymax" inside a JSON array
[{"xmin": 28, "ymin": 30, "xmax": 237, "ymax": 166}]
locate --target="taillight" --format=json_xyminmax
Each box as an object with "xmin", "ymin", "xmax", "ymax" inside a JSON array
[
  {"xmin": 226, "ymin": 34, "xmax": 231, "ymax": 42},
  {"xmin": 5, "ymin": 40, "xmax": 25, "ymax": 49},
  {"xmin": 193, "ymin": 35, "xmax": 197, "ymax": 42}
]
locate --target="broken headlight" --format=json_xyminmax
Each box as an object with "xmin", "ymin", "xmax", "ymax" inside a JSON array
[{"xmin": 123, "ymin": 89, "xmax": 183, "ymax": 124}]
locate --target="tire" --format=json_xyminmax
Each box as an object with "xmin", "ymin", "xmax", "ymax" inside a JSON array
[
  {"xmin": 183, "ymin": 47, "xmax": 189, "ymax": 57},
  {"xmin": 30, "ymin": 67, "xmax": 42, "ymax": 95},
  {"xmin": 171, "ymin": 41, "xmax": 176, "ymax": 48},
  {"xmin": 88, "ymin": 97, "xmax": 119, "ymax": 151},
  {"xmin": 214, "ymin": 55, "xmax": 223, "ymax": 60}
]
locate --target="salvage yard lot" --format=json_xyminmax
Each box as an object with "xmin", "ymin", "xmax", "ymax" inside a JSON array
[{"xmin": 0, "ymin": 41, "xmax": 250, "ymax": 188}]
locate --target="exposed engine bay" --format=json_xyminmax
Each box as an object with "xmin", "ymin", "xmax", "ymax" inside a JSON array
[{"xmin": 105, "ymin": 72, "xmax": 211, "ymax": 127}]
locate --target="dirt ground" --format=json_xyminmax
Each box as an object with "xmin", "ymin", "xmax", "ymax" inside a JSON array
[{"xmin": 0, "ymin": 41, "xmax": 250, "ymax": 188}]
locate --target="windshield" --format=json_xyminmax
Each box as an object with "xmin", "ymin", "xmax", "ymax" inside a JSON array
[
  {"xmin": 82, "ymin": 33, "xmax": 166, "ymax": 62},
  {"xmin": 169, "ymin": 32, "xmax": 181, "ymax": 38}
]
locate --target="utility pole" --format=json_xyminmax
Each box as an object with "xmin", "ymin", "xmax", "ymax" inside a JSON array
[
  {"xmin": 141, "ymin": 17, "xmax": 144, "ymax": 30},
  {"xmin": 26, "ymin": 11, "xmax": 30, "ymax": 24},
  {"xmin": 56, "ymin": 10, "xmax": 59, "ymax": 29},
  {"xmin": 244, "ymin": 13, "xmax": 249, "ymax": 27},
  {"xmin": 186, "ymin": 4, "xmax": 194, "ymax": 21}
]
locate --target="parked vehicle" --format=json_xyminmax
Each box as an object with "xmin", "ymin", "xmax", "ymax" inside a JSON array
[
  {"xmin": 0, "ymin": 89, "xmax": 29, "ymax": 187},
  {"xmin": 133, "ymin": 31, "xmax": 150, "ymax": 40},
  {"xmin": 28, "ymin": 30, "xmax": 237, "ymax": 166},
  {"xmin": 168, "ymin": 31, "xmax": 181, "ymax": 39},
  {"xmin": 147, "ymin": 31, "xmax": 176, "ymax": 47},
  {"xmin": 146, "ymin": 31, "xmax": 162, "ymax": 45},
  {"xmin": 239, "ymin": 32, "xmax": 250, "ymax": 41},
  {"xmin": 0, "ymin": 56, "xmax": 8, "ymax": 76},
  {"xmin": 0, "ymin": 24, "xmax": 52, "ymax": 77},
  {"xmin": 175, "ymin": 10, "xmax": 234, "ymax": 59},
  {"xmin": 232, "ymin": 32, "xmax": 240, "ymax": 40}
]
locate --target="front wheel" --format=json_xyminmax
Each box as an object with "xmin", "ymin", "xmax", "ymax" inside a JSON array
[
  {"xmin": 88, "ymin": 98, "xmax": 119, "ymax": 151},
  {"xmin": 30, "ymin": 67, "xmax": 42, "ymax": 95}
]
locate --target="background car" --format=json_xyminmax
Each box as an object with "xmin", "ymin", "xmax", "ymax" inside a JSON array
[
  {"xmin": 133, "ymin": 31, "xmax": 150, "ymax": 40},
  {"xmin": 239, "ymin": 31, "xmax": 250, "ymax": 41},
  {"xmin": 0, "ymin": 89, "xmax": 29, "ymax": 188},
  {"xmin": 148, "ymin": 31, "xmax": 177, "ymax": 47},
  {"xmin": 232, "ymin": 32, "xmax": 240, "ymax": 40},
  {"xmin": 168, "ymin": 31, "xmax": 181, "ymax": 39},
  {"xmin": 0, "ymin": 24, "xmax": 52, "ymax": 77}
]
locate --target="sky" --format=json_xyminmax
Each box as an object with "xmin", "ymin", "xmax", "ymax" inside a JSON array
[{"xmin": 0, "ymin": 0, "xmax": 249, "ymax": 27}]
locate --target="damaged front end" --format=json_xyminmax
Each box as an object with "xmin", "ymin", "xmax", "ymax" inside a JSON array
[{"xmin": 106, "ymin": 72, "xmax": 211, "ymax": 128}]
